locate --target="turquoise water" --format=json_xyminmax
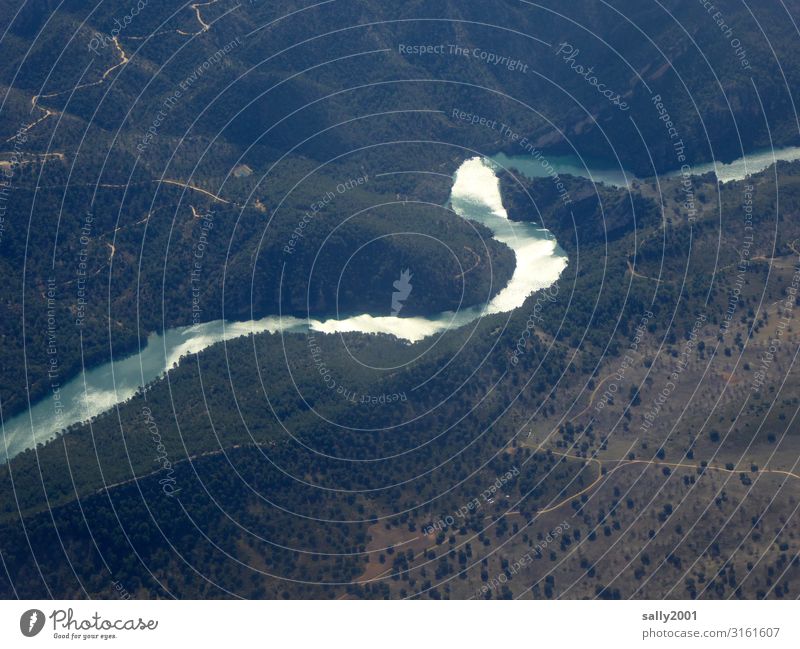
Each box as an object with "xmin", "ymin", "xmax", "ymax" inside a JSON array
[
  {"xmin": 1, "ymin": 157, "xmax": 566, "ymax": 462},
  {"xmin": 493, "ymin": 151, "xmax": 634, "ymax": 188},
  {"xmin": 495, "ymin": 144, "xmax": 800, "ymax": 187},
  {"xmin": 7, "ymin": 143, "xmax": 800, "ymax": 462}
]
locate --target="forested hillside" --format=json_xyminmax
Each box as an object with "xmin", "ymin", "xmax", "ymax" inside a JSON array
[{"xmin": 2, "ymin": 0, "xmax": 800, "ymax": 601}]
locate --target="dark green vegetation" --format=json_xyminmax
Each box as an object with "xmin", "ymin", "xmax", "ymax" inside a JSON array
[
  {"xmin": 0, "ymin": 165, "xmax": 513, "ymax": 419},
  {"xmin": 3, "ymin": 0, "xmax": 799, "ymax": 416},
  {"xmin": 3, "ymin": 158, "xmax": 800, "ymax": 599},
  {"xmin": 2, "ymin": 0, "xmax": 800, "ymax": 599}
]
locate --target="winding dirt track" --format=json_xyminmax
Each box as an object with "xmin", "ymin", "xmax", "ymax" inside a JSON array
[{"xmin": 5, "ymin": 0, "xmax": 232, "ymax": 145}]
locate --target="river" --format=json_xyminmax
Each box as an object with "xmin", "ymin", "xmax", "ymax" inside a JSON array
[
  {"xmin": 4, "ymin": 145, "xmax": 800, "ymax": 462},
  {"xmin": 0, "ymin": 156, "xmax": 566, "ymax": 461}
]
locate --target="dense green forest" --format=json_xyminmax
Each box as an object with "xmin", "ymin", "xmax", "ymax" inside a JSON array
[
  {"xmin": 2, "ymin": 0, "xmax": 800, "ymax": 600},
  {"xmin": 0, "ymin": 157, "xmax": 514, "ymax": 419},
  {"xmin": 2, "ymin": 0, "xmax": 799, "ymax": 175}
]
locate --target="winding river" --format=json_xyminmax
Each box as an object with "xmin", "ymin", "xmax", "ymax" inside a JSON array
[
  {"xmin": 4, "ymin": 146, "xmax": 800, "ymax": 462},
  {"xmin": 0, "ymin": 156, "xmax": 565, "ymax": 461}
]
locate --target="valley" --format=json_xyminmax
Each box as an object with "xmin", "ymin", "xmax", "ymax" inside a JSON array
[{"xmin": 1, "ymin": 0, "xmax": 800, "ymax": 605}]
